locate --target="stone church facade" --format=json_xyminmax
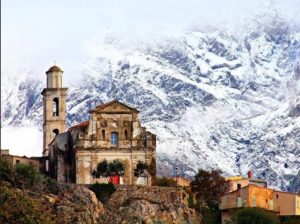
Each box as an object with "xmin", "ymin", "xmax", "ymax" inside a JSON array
[{"xmin": 42, "ymin": 65, "xmax": 156, "ymax": 185}]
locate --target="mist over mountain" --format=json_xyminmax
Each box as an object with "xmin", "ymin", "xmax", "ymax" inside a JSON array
[{"xmin": 2, "ymin": 12, "xmax": 300, "ymax": 191}]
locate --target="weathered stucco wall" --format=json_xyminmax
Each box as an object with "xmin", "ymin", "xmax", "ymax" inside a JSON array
[
  {"xmin": 274, "ymin": 191, "xmax": 298, "ymax": 216},
  {"xmin": 248, "ymin": 185, "xmax": 274, "ymax": 210}
]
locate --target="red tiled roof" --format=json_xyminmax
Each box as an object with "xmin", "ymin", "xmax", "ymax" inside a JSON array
[{"xmin": 68, "ymin": 121, "xmax": 89, "ymax": 132}]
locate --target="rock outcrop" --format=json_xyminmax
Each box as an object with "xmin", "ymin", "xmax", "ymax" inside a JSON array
[
  {"xmin": 1, "ymin": 181, "xmax": 200, "ymax": 224},
  {"xmin": 41, "ymin": 184, "xmax": 104, "ymax": 224},
  {"xmin": 100, "ymin": 185, "xmax": 200, "ymax": 224}
]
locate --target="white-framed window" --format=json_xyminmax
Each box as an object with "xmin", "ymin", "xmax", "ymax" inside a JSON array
[{"xmin": 111, "ymin": 132, "xmax": 119, "ymax": 146}]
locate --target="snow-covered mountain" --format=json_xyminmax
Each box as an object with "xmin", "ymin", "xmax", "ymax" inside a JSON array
[{"xmin": 2, "ymin": 13, "xmax": 300, "ymax": 191}]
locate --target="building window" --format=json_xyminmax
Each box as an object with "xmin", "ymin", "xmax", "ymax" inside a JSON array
[
  {"xmin": 237, "ymin": 183, "xmax": 241, "ymax": 190},
  {"xmin": 266, "ymin": 199, "xmax": 268, "ymax": 203},
  {"xmin": 111, "ymin": 132, "xmax": 119, "ymax": 146},
  {"xmin": 53, "ymin": 98, "xmax": 59, "ymax": 116},
  {"xmin": 276, "ymin": 194, "xmax": 279, "ymax": 199},
  {"xmin": 125, "ymin": 130, "xmax": 128, "ymax": 140},
  {"xmin": 102, "ymin": 130, "xmax": 105, "ymax": 140},
  {"xmin": 16, "ymin": 160, "xmax": 20, "ymax": 164}
]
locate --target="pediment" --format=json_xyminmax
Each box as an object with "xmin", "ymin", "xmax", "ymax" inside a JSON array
[{"xmin": 90, "ymin": 100, "xmax": 139, "ymax": 114}]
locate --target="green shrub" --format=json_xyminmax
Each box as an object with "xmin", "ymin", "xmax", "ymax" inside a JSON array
[
  {"xmin": 0, "ymin": 159, "xmax": 13, "ymax": 182},
  {"xmin": 15, "ymin": 163, "xmax": 41, "ymax": 188},
  {"xmin": 231, "ymin": 207, "xmax": 280, "ymax": 224},
  {"xmin": 0, "ymin": 160, "xmax": 58, "ymax": 194},
  {"xmin": 89, "ymin": 182, "xmax": 116, "ymax": 203},
  {"xmin": 155, "ymin": 177, "xmax": 177, "ymax": 187}
]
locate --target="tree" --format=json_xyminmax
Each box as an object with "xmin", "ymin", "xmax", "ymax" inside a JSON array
[
  {"xmin": 191, "ymin": 169, "xmax": 228, "ymax": 224},
  {"xmin": 92, "ymin": 160, "xmax": 124, "ymax": 178},
  {"xmin": 134, "ymin": 161, "xmax": 149, "ymax": 177},
  {"xmin": 93, "ymin": 160, "xmax": 109, "ymax": 178},
  {"xmin": 109, "ymin": 160, "xmax": 124, "ymax": 176},
  {"xmin": 230, "ymin": 207, "xmax": 280, "ymax": 224}
]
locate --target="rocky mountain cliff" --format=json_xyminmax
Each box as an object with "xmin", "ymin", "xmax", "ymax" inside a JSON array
[{"xmin": 2, "ymin": 13, "xmax": 300, "ymax": 191}]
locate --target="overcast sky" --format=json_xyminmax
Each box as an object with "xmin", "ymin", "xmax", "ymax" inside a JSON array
[{"xmin": 2, "ymin": 0, "xmax": 300, "ymax": 81}]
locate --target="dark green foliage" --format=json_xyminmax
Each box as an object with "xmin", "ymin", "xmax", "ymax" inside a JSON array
[
  {"xmin": 202, "ymin": 207, "xmax": 221, "ymax": 224},
  {"xmin": 93, "ymin": 159, "xmax": 124, "ymax": 178},
  {"xmin": 155, "ymin": 176, "xmax": 177, "ymax": 187},
  {"xmin": 191, "ymin": 169, "xmax": 228, "ymax": 224},
  {"xmin": 0, "ymin": 159, "xmax": 13, "ymax": 182},
  {"xmin": 134, "ymin": 161, "xmax": 149, "ymax": 177},
  {"xmin": 109, "ymin": 160, "xmax": 125, "ymax": 176},
  {"xmin": 281, "ymin": 216, "xmax": 300, "ymax": 224},
  {"xmin": 0, "ymin": 159, "xmax": 58, "ymax": 194},
  {"xmin": 89, "ymin": 182, "xmax": 116, "ymax": 203},
  {"xmin": 230, "ymin": 207, "xmax": 280, "ymax": 224},
  {"xmin": 15, "ymin": 163, "xmax": 40, "ymax": 188},
  {"xmin": 188, "ymin": 194, "xmax": 195, "ymax": 208},
  {"xmin": 93, "ymin": 160, "xmax": 109, "ymax": 178}
]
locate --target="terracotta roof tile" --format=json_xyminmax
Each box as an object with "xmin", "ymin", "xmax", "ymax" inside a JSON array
[{"xmin": 68, "ymin": 121, "xmax": 89, "ymax": 132}]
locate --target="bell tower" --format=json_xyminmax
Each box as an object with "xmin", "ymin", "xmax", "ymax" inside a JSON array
[{"xmin": 41, "ymin": 65, "xmax": 68, "ymax": 157}]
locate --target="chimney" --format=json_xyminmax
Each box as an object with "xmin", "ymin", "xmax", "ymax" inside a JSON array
[{"xmin": 247, "ymin": 171, "xmax": 253, "ymax": 179}]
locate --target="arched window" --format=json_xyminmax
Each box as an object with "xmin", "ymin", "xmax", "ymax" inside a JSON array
[
  {"xmin": 111, "ymin": 132, "xmax": 119, "ymax": 146},
  {"xmin": 53, "ymin": 98, "xmax": 59, "ymax": 116},
  {"xmin": 102, "ymin": 130, "xmax": 105, "ymax": 140},
  {"xmin": 53, "ymin": 129, "xmax": 59, "ymax": 138},
  {"xmin": 124, "ymin": 130, "xmax": 128, "ymax": 140}
]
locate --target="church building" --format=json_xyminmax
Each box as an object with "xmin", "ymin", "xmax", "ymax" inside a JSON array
[{"xmin": 42, "ymin": 65, "xmax": 156, "ymax": 185}]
